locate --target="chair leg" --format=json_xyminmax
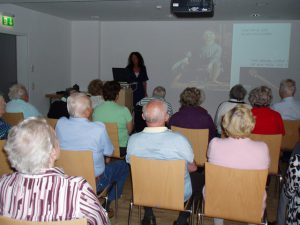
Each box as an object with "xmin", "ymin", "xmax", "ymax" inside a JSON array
[
  {"xmin": 138, "ymin": 206, "xmax": 142, "ymax": 225},
  {"xmin": 128, "ymin": 200, "xmax": 133, "ymax": 225},
  {"xmin": 115, "ymin": 183, "xmax": 118, "ymax": 218}
]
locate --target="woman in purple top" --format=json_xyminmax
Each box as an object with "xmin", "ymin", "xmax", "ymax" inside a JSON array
[{"xmin": 169, "ymin": 87, "xmax": 216, "ymax": 141}]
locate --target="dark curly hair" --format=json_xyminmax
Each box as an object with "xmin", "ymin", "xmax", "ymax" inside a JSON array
[
  {"xmin": 102, "ymin": 81, "xmax": 121, "ymax": 101},
  {"xmin": 127, "ymin": 52, "xmax": 145, "ymax": 68}
]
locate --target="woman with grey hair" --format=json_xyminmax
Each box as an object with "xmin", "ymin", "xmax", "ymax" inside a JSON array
[
  {"xmin": 248, "ymin": 85, "xmax": 285, "ymax": 134},
  {"xmin": 6, "ymin": 84, "xmax": 41, "ymax": 119},
  {"xmin": 214, "ymin": 84, "xmax": 250, "ymax": 136},
  {"xmin": 0, "ymin": 92, "xmax": 11, "ymax": 139},
  {"xmin": 169, "ymin": 87, "xmax": 216, "ymax": 141},
  {"xmin": 0, "ymin": 117, "xmax": 109, "ymax": 225}
]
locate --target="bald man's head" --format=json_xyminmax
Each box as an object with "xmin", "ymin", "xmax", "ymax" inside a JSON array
[{"xmin": 142, "ymin": 100, "xmax": 169, "ymax": 127}]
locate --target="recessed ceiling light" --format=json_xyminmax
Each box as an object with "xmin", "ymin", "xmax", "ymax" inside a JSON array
[
  {"xmin": 251, "ymin": 13, "xmax": 261, "ymax": 17},
  {"xmin": 156, "ymin": 5, "xmax": 162, "ymax": 9}
]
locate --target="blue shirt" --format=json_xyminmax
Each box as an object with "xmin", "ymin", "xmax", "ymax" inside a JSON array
[
  {"xmin": 126, "ymin": 127, "xmax": 194, "ymax": 201},
  {"xmin": 6, "ymin": 99, "xmax": 41, "ymax": 119},
  {"xmin": 271, "ymin": 97, "xmax": 300, "ymax": 120},
  {"xmin": 55, "ymin": 117, "xmax": 114, "ymax": 176},
  {"xmin": 0, "ymin": 118, "xmax": 10, "ymax": 140}
]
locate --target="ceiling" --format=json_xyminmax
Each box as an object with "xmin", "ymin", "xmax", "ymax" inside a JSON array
[{"xmin": 0, "ymin": 0, "xmax": 300, "ymax": 21}]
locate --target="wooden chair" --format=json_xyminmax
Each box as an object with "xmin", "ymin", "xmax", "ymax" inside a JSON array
[
  {"xmin": 55, "ymin": 150, "xmax": 96, "ymax": 190},
  {"xmin": 54, "ymin": 150, "xmax": 117, "ymax": 217},
  {"xmin": 2, "ymin": 112, "xmax": 24, "ymax": 126},
  {"xmin": 281, "ymin": 120, "xmax": 300, "ymax": 151},
  {"xmin": 46, "ymin": 118, "xmax": 58, "ymax": 129},
  {"xmin": 0, "ymin": 216, "xmax": 87, "ymax": 225},
  {"xmin": 198, "ymin": 163, "xmax": 268, "ymax": 225},
  {"xmin": 0, "ymin": 140, "xmax": 13, "ymax": 176},
  {"xmin": 171, "ymin": 126, "xmax": 209, "ymax": 166},
  {"xmin": 249, "ymin": 134, "xmax": 282, "ymax": 176},
  {"xmin": 104, "ymin": 123, "xmax": 123, "ymax": 159},
  {"xmin": 128, "ymin": 156, "xmax": 193, "ymax": 225}
]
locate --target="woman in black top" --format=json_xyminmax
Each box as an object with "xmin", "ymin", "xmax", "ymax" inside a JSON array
[{"xmin": 126, "ymin": 52, "xmax": 149, "ymax": 105}]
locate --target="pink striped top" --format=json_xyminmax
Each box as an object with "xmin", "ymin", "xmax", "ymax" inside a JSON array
[{"xmin": 0, "ymin": 167, "xmax": 109, "ymax": 225}]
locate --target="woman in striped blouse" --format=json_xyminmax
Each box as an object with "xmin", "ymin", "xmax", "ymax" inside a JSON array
[{"xmin": 0, "ymin": 118, "xmax": 109, "ymax": 225}]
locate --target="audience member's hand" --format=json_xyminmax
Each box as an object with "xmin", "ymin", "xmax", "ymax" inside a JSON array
[
  {"xmin": 105, "ymin": 157, "xmax": 111, "ymax": 164},
  {"xmin": 188, "ymin": 161, "xmax": 197, "ymax": 172}
]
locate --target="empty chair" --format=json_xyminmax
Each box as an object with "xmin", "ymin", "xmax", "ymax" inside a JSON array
[
  {"xmin": 0, "ymin": 216, "xmax": 87, "ymax": 225},
  {"xmin": 128, "ymin": 156, "xmax": 193, "ymax": 225},
  {"xmin": 198, "ymin": 163, "xmax": 268, "ymax": 225},
  {"xmin": 171, "ymin": 126, "xmax": 209, "ymax": 166},
  {"xmin": 2, "ymin": 112, "xmax": 24, "ymax": 126}
]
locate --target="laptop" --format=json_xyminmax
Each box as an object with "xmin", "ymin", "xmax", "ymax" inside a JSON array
[{"xmin": 112, "ymin": 68, "xmax": 129, "ymax": 83}]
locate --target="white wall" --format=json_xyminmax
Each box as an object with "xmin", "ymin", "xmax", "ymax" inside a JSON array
[
  {"xmin": 0, "ymin": 4, "xmax": 71, "ymax": 115},
  {"xmin": 71, "ymin": 21, "xmax": 101, "ymax": 90}
]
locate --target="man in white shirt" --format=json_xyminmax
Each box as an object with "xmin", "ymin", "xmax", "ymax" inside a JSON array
[{"xmin": 272, "ymin": 79, "xmax": 300, "ymax": 120}]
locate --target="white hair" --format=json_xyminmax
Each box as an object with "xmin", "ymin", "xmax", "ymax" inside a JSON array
[
  {"xmin": 8, "ymin": 84, "xmax": 28, "ymax": 100},
  {"xmin": 4, "ymin": 117, "xmax": 59, "ymax": 174},
  {"xmin": 142, "ymin": 99, "xmax": 168, "ymax": 123},
  {"xmin": 280, "ymin": 79, "xmax": 296, "ymax": 96},
  {"xmin": 67, "ymin": 92, "xmax": 91, "ymax": 117},
  {"xmin": 152, "ymin": 86, "xmax": 166, "ymax": 98}
]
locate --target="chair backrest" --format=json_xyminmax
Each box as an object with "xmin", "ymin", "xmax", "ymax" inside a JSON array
[
  {"xmin": 3, "ymin": 112, "xmax": 24, "ymax": 126},
  {"xmin": 46, "ymin": 118, "xmax": 58, "ymax": 129},
  {"xmin": 54, "ymin": 150, "xmax": 96, "ymax": 191},
  {"xmin": 281, "ymin": 120, "xmax": 300, "ymax": 151},
  {"xmin": 205, "ymin": 162, "xmax": 268, "ymax": 224},
  {"xmin": 171, "ymin": 126, "xmax": 209, "ymax": 166},
  {"xmin": 130, "ymin": 156, "xmax": 185, "ymax": 211},
  {"xmin": 249, "ymin": 134, "xmax": 282, "ymax": 175},
  {"xmin": 104, "ymin": 123, "xmax": 121, "ymax": 158},
  {"xmin": 0, "ymin": 140, "xmax": 13, "ymax": 176},
  {"xmin": 0, "ymin": 216, "xmax": 87, "ymax": 225}
]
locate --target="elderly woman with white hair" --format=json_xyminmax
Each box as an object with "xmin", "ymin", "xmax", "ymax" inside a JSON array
[
  {"xmin": 0, "ymin": 118, "xmax": 109, "ymax": 225},
  {"xmin": 248, "ymin": 85, "xmax": 285, "ymax": 135},
  {"xmin": 207, "ymin": 105, "xmax": 270, "ymax": 225},
  {"xmin": 6, "ymin": 83, "xmax": 41, "ymax": 118}
]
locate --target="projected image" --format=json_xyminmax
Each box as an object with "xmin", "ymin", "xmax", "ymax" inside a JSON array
[{"xmin": 171, "ymin": 28, "xmax": 231, "ymax": 92}]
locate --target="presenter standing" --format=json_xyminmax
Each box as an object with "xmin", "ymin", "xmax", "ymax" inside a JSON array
[{"xmin": 126, "ymin": 52, "xmax": 149, "ymax": 105}]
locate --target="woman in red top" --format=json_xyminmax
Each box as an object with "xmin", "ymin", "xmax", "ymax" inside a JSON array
[{"xmin": 248, "ymin": 85, "xmax": 285, "ymax": 135}]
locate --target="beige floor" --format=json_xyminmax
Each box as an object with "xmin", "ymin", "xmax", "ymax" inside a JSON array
[{"xmin": 109, "ymin": 175, "xmax": 279, "ymax": 225}]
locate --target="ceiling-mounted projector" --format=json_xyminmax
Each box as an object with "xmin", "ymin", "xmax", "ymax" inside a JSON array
[{"xmin": 171, "ymin": 0, "xmax": 214, "ymax": 17}]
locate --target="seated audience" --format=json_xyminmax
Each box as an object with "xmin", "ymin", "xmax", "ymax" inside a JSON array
[
  {"xmin": 93, "ymin": 81, "xmax": 133, "ymax": 157},
  {"xmin": 0, "ymin": 92, "xmax": 10, "ymax": 139},
  {"xmin": 0, "ymin": 118, "xmax": 108, "ymax": 225},
  {"xmin": 6, "ymin": 84, "xmax": 41, "ymax": 118},
  {"xmin": 214, "ymin": 84, "xmax": 250, "ymax": 136},
  {"xmin": 88, "ymin": 79, "xmax": 105, "ymax": 109},
  {"xmin": 127, "ymin": 99, "xmax": 197, "ymax": 225},
  {"xmin": 56, "ymin": 92, "xmax": 129, "ymax": 217},
  {"xmin": 137, "ymin": 86, "xmax": 173, "ymax": 115},
  {"xmin": 248, "ymin": 85, "xmax": 285, "ymax": 134},
  {"xmin": 277, "ymin": 141, "xmax": 300, "ymax": 225},
  {"xmin": 169, "ymin": 87, "xmax": 216, "ymax": 141},
  {"xmin": 207, "ymin": 105, "xmax": 270, "ymax": 225},
  {"xmin": 47, "ymin": 87, "xmax": 77, "ymax": 119},
  {"xmin": 272, "ymin": 79, "xmax": 300, "ymax": 120}
]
